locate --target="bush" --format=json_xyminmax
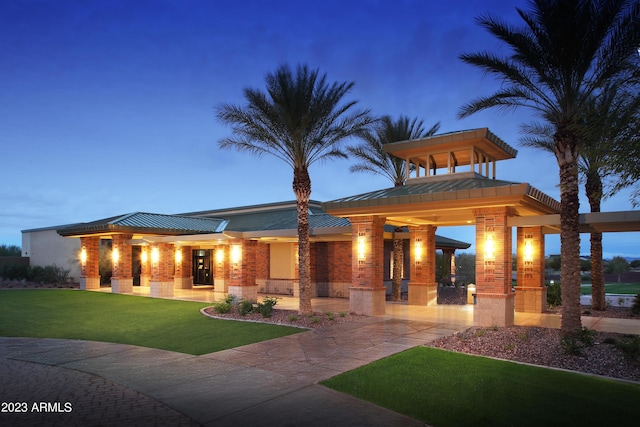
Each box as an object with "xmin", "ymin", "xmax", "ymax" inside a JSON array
[
  {"xmin": 0, "ymin": 263, "xmax": 29, "ymax": 280},
  {"xmin": 631, "ymin": 293, "xmax": 640, "ymax": 315},
  {"xmin": 560, "ymin": 327, "xmax": 595, "ymax": 356},
  {"xmin": 0, "ymin": 263, "xmax": 69, "ymax": 283},
  {"xmin": 547, "ymin": 281, "xmax": 562, "ymax": 308},
  {"xmin": 615, "ymin": 335, "xmax": 640, "ymax": 360},
  {"xmin": 212, "ymin": 294, "xmax": 235, "ymax": 314},
  {"xmin": 256, "ymin": 296, "xmax": 279, "ymax": 318},
  {"xmin": 238, "ymin": 299, "xmax": 255, "ymax": 316}
]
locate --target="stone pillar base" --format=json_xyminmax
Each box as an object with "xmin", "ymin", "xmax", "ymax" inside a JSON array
[
  {"xmin": 349, "ymin": 287, "xmax": 386, "ymax": 316},
  {"xmin": 111, "ymin": 278, "xmax": 133, "ymax": 294},
  {"xmin": 407, "ymin": 282, "xmax": 437, "ymax": 306},
  {"xmin": 150, "ymin": 281, "xmax": 174, "ymax": 298},
  {"xmin": 474, "ymin": 293, "xmax": 515, "ymax": 327},
  {"xmin": 214, "ymin": 278, "xmax": 227, "ymax": 293},
  {"xmin": 140, "ymin": 275, "xmax": 150, "ymax": 287},
  {"xmin": 515, "ymin": 287, "xmax": 547, "ymax": 313},
  {"xmin": 80, "ymin": 276, "xmax": 100, "ymax": 290},
  {"xmin": 174, "ymin": 276, "xmax": 193, "ymax": 289},
  {"xmin": 228, "ymin": 285, "xmax": 258, "ymax": 302}
]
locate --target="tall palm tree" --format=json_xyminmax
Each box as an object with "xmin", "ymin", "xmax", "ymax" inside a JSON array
[
  {"xmin": 216, "ymin": 64, "xmax": 374, "ymax": 315},
  {"xmin": 348, "ymin": 116, "xmax": 441, "ymax": 301},
  {"xmin": 458, "ymin": 0, "xmax": 640, "ymax": 335},
  {"xmin": 522, "ymin": 85, "xmax": 640, "ymax": 312}
]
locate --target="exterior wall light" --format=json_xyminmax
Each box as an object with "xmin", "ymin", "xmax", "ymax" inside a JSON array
[
  {"xmin": 151, "ymin": 247, "xmax": 159, "ymax": 264},
  {"xmin": 175, "ymin": 248, "xmax": 182, "ymax": 264},
  {"xmin": 141, "ymin": 249, "xmax": 148, "ymax": 264},
  {"xmin": 112, "ymin": 248, "xmax": 119, "ymax": 264},
  {"xmin": 357, "ymin": 236, "xmax": 366, "ymax": 260},
  {"xmin": 80, "ymin": 248, "xmax": 87, "ymax": 265},
  {"xmin": 216, "ymin": 248, "xmax": 224, "ymax": 265},
  {"xmin": 484, "ymin": 233, "xmax": 495, "ymax": 261},
  {"xmin": 231, "ymin": 245, "xmax": 242, "ymax": 264},
  {"xmin": 414, "ymin": 240, "xmax": 423, "ymax": 262},
  {"xmin": 524, "ymin": 239, "xmax": 534, "ymax": 262}
]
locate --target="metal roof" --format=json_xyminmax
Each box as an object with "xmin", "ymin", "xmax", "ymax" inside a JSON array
[{"xmin": 57, "ymin": 212, "xmax": 227, "ymax": 237}]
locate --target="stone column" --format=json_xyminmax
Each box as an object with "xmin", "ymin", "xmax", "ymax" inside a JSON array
[
  {"xmin": 79, "ymin": 236, "xmax": 100, "ymax": 290},
  {"xmin": 227, "ymin": 239, "xmax": 258, "ymax": 301},
  {"xmin": 150, "ymin": 242, "xmax": 175, "ymax": 298},
  {"xmin": 349, "ymin": 216, "xmax": 386, "ymax": 315},
  {"xmin": 408, "ymin": 225, "xmax": 437, "ymax": 306},
  {"xmin": 174, "ymin": 246, "xmax": 193, "ymax": 289},
  {"xmin": 473, "ymin": 207, "xmax": 515, "ymax": 327},
  {"xmin": 111, "ymin": 234, "xmax": 133, "ymax": 294},
  {"xmin": 515, "ymin": 226, "xmax": 547, "ymax": 313}
]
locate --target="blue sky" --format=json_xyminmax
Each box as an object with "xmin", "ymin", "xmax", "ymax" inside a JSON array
[{"xmin": 1, "ymin": 0, "xmax": 637, "ymax": 258}]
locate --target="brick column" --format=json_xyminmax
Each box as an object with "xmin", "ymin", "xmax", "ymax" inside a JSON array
[
  {"xmin": 349, "ymin": 216, "xmax": 386, "ymax": 315},
  {"xmin": 227, "ymin": 239, "xmax": 258, "ymax": 301},
  {"xmin": 150, "ymin": 242, "xmax": 175, "ymax": 298},
  {"xmin": 515, "ymin": 226, "xmax": 547, "ymax": 313},
  {"xmin": 174, "ymin": 246, "xmax": 193, "ymax": 289},
  {"xmin": 111, "ymin": 234, "xmax": 133, "ymax": 294},
  {"xmin": 473, "ymin": 207, "xmax": 515, "ymax": 326},
  {"xmin": 408, "ymin": 225, "xmax": 438, "ymax": 306},
  {"xmin": 213, "ymin": 245, "xmax": 227, "ymax": 292},
  {"xmin": 79, "ymin": 236, "xmax": 100, "ymax": 290}
]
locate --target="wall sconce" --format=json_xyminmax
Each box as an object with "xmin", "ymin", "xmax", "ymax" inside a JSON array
[
  {"xmin": 484, "ymin": 233, "xmax": 495, "ymax": 261},
  {"xmin": 231, "ymin": 245, "xmax": 241, "ymax": 264},
  {"xmin": 524, "ymin": 239, "xmax": 534, "ymax": 262},
  {"xmin": 141, "ymin": 249, "xmax": 148, "ymax": 264},
  {"xmin": 151, "ymin": 247, "xmax": 159, "ymax": 264},
  {"xmin": 80, "ymin": 248, "xmax": 87, "ymax": 265},
  {"xmin": 112, "ymin": 248, "xmax": 119, "ymax": 264},
  {"xmin": 414, "ymin": 240, "xmax": 423, "ymax": 262},
  {"xmin": 216, "ymin": 248, "xmax": 224, "ymax": 265},
  {"xmin": 357, "ymin": 236, "xmax": 366, "ymax": 260},
  {"xmin": 175, "ymin": 248, "xmax": 182, "ymax": 264}
]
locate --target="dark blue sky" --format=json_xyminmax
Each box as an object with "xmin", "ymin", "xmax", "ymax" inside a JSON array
[{"xmin": 1, "ymin": 0, "xmax": 636, "ymax": 257}]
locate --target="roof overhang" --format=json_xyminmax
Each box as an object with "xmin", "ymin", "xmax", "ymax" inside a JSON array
[{"xmin": 508, "ymin": 211, "xmax": 640, "ymax": 234}]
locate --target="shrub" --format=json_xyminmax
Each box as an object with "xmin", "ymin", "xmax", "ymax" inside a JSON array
[
  {"xmin": 561, "ymin": 327, "xmax": 595, "ymax": 356},
  {"xmin": 615, "ymin": 335, "xmax": 640, "ymax": 360},
  {"xmin": 288, "ymin": 314, "xmax": 299, "ymax": 322},
  {"xmin": 256, "ymin": 296, "xmax": 279, "ymax": 318},
  {"xmin": 238, "ymin": 299, "xmax": 255, "ymax": 316},
  {"xmin": 324, "ymin": 312, "xmax": 335, "ymax": 321},
  {"xmin": 547, "ymin": 281, "xmax": 562, "ymax": 308},
  {"xmin": 0, "ymin": 263, "xmax": 29, "ymax": 280},
  {"xmin": 631, "ymin": 293, "xmax": 640, "ymax": 315},
  {"xmin": 212, "ymin": 294, "xmax": 235, "ymax": 314}
]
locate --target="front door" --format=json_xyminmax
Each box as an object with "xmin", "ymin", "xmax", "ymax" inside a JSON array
[{"xmin": 193, "ymin": 249, "xmax": 213, "ymax": 285}]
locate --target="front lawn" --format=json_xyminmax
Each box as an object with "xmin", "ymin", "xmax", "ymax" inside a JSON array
[
  {"xmin": 321, "ymin": 346, "xmax": 640, "ymax": 427},
  {"xmin": 0, "ymin": 289, "xmax": 303, "ymax": 355},
  {"xmin": 580, "ymin": 282, "xmax": 640, "ymax": 295}
]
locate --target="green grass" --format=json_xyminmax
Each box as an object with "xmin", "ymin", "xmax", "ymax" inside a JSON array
[
  {"xmin": 0, "ymin": 289, "xmax": 303, "ymax": 355},
  {"xmin": 321, "ymin": 347, "xmax": 640, "ymax": 427},
  {"xmin": 580, "ymin": 282, "xmax": 640, "ymax": 295}
]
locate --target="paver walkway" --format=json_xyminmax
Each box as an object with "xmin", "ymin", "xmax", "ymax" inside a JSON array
[{"xmin": 0, "ymin": 316, "xmax": 462, "ymax": 426}]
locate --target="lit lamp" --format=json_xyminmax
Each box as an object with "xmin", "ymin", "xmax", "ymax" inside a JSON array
[
  {"xmin": 484, "ymin": 233, "xmax": 495, "ymax": 261},
  {"xmin": 141, "ymin": 249, "xmax": 148, "ymax": 264},
  {"xmin": 414, "ymin": 240, "xmax": 423, "ymax": 262},
  {"xmin": 151, "ymin": 247, "xmax": 159, "ymax": 264},
  {"xmin": 524, "ymin": 239, "xmax": 534, "ymax": 262},
  {"xmin": 216, "ymin": 248, "xmax": 224, "ymax": 265},
  {"xmin": 80, "ymin": 248, "xmax": 87, "ymax": 265},
  {"xmin": 175, "ymin": 248, "xmax": 182, "ymax": 264},
  {"xmin": 231, "ymin": 245, "xmax": 241, "ymax": 264},
  {"xmin": 112, "ymin": 248, "xmax": 119, "ymax": 264},
  {"xmin": 357, "ymin": 236, "xmax": 366, "ymax": 260}
]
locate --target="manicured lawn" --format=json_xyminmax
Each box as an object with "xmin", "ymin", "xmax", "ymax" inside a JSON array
[
  {"xmin": 321, "ymin": 347, "xmax": 640, "ymax": 427},
  {"xmin": 580, "ymin": 282, "xmax": 640, "ymax": 295},
  {"xmin": 0, "ymin": 289, "xmax": 303, "ymax": 355}
]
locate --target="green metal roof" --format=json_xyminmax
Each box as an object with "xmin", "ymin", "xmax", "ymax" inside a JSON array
[{"xmin": 57, "ymin": 212, "xmax": 227, "ymax": 236}]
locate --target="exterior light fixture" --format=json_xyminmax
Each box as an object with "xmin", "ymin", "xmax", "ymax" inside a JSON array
[
  {"xmin": 414, "ymin": 240, "xmax": 423, "ymax": 262},
  {"xmin": 524, "ymin": 239, "xmax": 534, "ymax": 262},
  {"xmin": 357, "ymin": 236, "xmax": 366, "ymax": 260},
  {"xmin": 484, "ymin": 233, "xmax": 495, "ymax": 261},
  {"xmin": 151, "ymin": 247, "xmax": 159, "ymax": 264},
  {"xmin": 141, "ymin": 249, "xmax": 148, "ymax": 263},
  {"xmin": 80, "ymin": 248, "xmax": 87, "ymax": 265},
  {"xmin": 175, "ymin": 248, "xmax": 182, "ymax": 264},
  {"xmin": 112, "ymin": 248, "xmax": 119, "ymax": 264},
  {"xmin": 231, "ymin": 245, "xmax": 241, "ymax": 264},
  {"xmin": 216, "ymin": 248, "xmax": 224, "ymax": 265}
]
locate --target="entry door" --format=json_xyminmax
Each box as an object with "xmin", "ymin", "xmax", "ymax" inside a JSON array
[{"xmin": 193, "ymin": 250, "xmax": 213, "ymax": 285}]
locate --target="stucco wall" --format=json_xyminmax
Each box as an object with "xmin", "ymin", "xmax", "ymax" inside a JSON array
[{"xmin": 22, "ymin": 229, "xmax": 81, "ymax": 281}]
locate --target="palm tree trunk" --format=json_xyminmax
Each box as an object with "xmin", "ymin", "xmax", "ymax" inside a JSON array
[
  {"xmin": 557, "ymin": 143, "xmax": 582, "ymax": 335},
  {"xmin": 294, "ymin": 166, "xmax": 313, "ymax": 315},
  {"xmin": 391, "ymin": 228, "xmax": 403, "ymax": 301},
  {"xmin": 586, "ymin": 170, "xmax": 605, "ymax": 311}
]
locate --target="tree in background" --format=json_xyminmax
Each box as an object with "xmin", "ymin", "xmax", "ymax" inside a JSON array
[
  {"xmin": 348, "ymin": 115, "xmax": 440, "ymax": 301},
  {"xmin": 0, "ymin": 244, "xmax": 21, "ymax": 257},
  {"xmin": 217, "ymin": 64, "xmax": 374, "ymax": 315},
  {"xmin": 458, "ymin": 0, "xmax": 640, "ymax": 335},
  {"xmin": 606, "ymin": 256, "xmax": 630, "ymax": 283}
]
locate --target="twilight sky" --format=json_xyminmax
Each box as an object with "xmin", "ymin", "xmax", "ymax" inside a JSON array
[{"xmin": 1, "ymin": 0, "xmax": 637, "ymax": 258}]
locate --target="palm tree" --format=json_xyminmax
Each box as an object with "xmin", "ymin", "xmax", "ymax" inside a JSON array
[
  {"xmin": 522, "ymin": 86, "xmax": 640, "ymax": 312},
  {"xmin": 216, "ymin": 64, "xmax": 374, "ymax": 315},
  {"xmin": 458, "ymin": 0, "xmax": 640, "ymax": 335},
  {"xmin": 348, "ymin": 116, "xmax": 440, "ymax": 301}
]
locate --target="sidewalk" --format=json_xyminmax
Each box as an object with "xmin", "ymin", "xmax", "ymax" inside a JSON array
[{"xmin": 1, "ymin": 315, "xmax": 459, "ymax": 426}]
